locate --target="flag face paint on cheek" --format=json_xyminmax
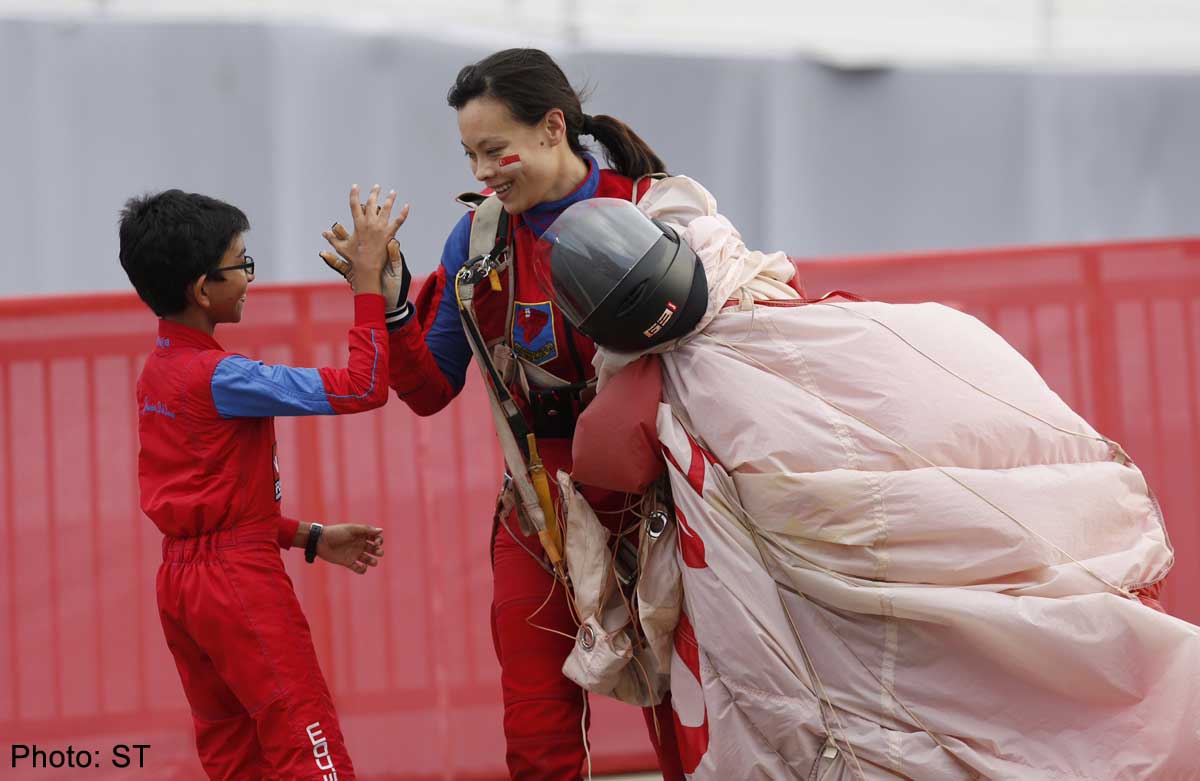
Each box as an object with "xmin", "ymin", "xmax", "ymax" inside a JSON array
[{"xmin": 499, "ymin": 154, "xmax": 523, "ymax": 174}]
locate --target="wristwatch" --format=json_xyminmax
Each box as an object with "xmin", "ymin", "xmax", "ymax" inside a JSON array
[{"xmin": 304, "ymin": 523, "xmax": 324, "ymax": 564}]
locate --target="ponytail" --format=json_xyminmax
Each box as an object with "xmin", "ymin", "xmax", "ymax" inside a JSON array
[{"xmin": 583, "ymin": 113, "xmax": 667, "ymax": 179}]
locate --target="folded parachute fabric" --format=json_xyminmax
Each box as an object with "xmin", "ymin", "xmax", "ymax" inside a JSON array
[{"xmin": 566, "ymin": 175, "xmax": 1200, "ymax": 780}]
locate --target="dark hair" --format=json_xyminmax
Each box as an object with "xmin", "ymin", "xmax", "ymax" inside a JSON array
[
  {"xmin": 447, "ymin": 48, "xmax": 666, "ymax": 180},
  {"xmin": 118, "ymin": 189, "xmax": 249, "ymax": 317}
]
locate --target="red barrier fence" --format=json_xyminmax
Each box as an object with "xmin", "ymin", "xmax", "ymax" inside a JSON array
[{"xmin": 2, "ymin": 237, "xmax": 1199, "ymax": 779}]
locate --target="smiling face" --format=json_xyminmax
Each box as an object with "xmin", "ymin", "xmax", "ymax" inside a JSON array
[
  {"xmin": 202, "ymin": 233, "xmax": 252, "ymax": 324},
  {"xmin": 458, "ymin": 95, "xmax": 582, "ymax": 215}
]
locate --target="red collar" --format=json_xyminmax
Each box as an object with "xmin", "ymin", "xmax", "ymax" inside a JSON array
[{"xmin": 155, "ymin": 318, "xmax": 223, "ymax": 351}]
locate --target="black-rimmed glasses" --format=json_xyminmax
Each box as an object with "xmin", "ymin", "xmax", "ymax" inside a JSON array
[{"xmin": 211, "ymin": 256, "xmax": 255, "ymax": 279}]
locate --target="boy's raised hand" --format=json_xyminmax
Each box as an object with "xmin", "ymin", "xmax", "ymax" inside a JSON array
[
  {"xmin": 322, "ymin": 184, "xmax": 409, "ymax": 297},
  {"xmin": 319, "ymin": 184, "xmax": 412, "ymax": 307},
  {"xmin": 321, "ymin": 229, "xmax": 410, "ymax": 313},
  {"xmin": 317, "ymin": 524, "xmax": 385, "ymax": 575}
]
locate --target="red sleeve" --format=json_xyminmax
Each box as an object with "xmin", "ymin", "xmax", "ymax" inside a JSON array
[
  {"xmin": 572, "ymin": 354, "xmax": 666, "ymax": 493},
  {"xmin": 388, "ymin": 271, "xmax": 459, "ymax": 416},
  {"xmin": 320, "ymin": 294, "xmax": 391, "ymax": 414},
  {"xmin": 388, "ymin": 318, "xmax": 458, "ymax": 416},
  {"xmin": 278, "ymin": 516, "xmax": 301, "ymax": 549},
  {"xmin": 414, "ymin": 265, "xmax": 446, "ymax": 333}
]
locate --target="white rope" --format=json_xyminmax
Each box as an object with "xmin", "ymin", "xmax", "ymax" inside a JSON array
[
  {"xmin": 581, "ymin": 688, "xmax": 593, "ymax": 780},
  {"xmin": 742, "ymin": 509, "xmax": 869, "ymax": 780}
]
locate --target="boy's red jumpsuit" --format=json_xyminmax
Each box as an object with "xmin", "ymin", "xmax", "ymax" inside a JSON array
[
  {"xmin": 137, "ymin": 294, "xmax": 389, "ymax": 780},
  {"xmin": 385, "ymin": 157, "xmax": 684, "ymax": 781}
]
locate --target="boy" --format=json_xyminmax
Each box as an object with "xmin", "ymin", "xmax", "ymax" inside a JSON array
[{"xmin": 119, "ymin": 184, "xmax": 404, "ymax": 780}]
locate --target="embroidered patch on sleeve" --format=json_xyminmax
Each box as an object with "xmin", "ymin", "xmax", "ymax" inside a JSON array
[{"xmin": 511, "ymin": 301, "xmax": 558, "ymax": 365}]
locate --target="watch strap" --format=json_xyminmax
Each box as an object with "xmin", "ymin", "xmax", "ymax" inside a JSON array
[{"xmin": 305, "ymin": 523, "xmax": 324, "ymax": 564}]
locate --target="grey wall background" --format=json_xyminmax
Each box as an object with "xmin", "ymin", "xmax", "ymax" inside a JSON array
[{"xmin": 2, "ymin": 17, "xmax": 1199, "ymax": 297}]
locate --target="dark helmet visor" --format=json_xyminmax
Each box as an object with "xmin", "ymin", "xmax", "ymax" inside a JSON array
[{"xmin": 533, "ymin": 198, "xmax": 665, "ymax": 326}]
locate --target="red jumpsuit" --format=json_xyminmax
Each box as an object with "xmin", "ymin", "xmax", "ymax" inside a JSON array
[
  {"xmin": 387, "ymin": 158, "xmax": 684, "ymax": 780},
  {"xmin": 137, "ymin": 294, "xmax": 389, "ymax": 780}
]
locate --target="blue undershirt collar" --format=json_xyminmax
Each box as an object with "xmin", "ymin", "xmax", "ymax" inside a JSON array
[{"xmin": 520, "ymin": 154, "xmax": 600, "ymax": 237}]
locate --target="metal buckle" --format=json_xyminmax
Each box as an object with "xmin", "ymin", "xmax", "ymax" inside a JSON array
[
  {"xmin": 579, "ymin": 624, "xmax": 596, "ymax": 651},
  {"xmin": 646, "ymin": 510, "xmax": 669, "ymax": 540},
  {"xmin": 458, "ymin": 249, "xmax": 507, "ymax": 287}
]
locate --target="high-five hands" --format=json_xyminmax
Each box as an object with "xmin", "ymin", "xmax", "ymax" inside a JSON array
[
  {"xmin": 317, "ymin": 524, "xmax": 385, "ymax": 575},
  {"xmin": 320, "ymin": 186, "xmax": 412, "ymax": 317},
  {"xmin": 323, "ymin": 227, "xmax": 411, "ymax": 317}
]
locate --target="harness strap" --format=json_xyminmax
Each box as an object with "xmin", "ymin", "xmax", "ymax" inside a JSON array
[{"xmin": 459, "ymin": 192, "xmax": 508, "ymax": 262}]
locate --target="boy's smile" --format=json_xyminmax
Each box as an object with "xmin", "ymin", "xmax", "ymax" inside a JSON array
[{"xmin": 207, "ymin": 233, "xmax": 254, "ymax": 324}]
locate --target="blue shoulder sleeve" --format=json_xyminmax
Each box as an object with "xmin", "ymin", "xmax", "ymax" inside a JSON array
[
  {"xmin": 211, "ymin": 355, "xmax": 335, "ymax": 418},
  {"xmin": 424, "ymin": 214, "xmax": 474, "ymax": 392}
]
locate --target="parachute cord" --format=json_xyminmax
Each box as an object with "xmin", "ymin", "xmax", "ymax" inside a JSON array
[
  {"xmin": 593, "ymin": 492, "xmax": 645, "ymax": 516},
  {"xmin": 668, "ymin": 444, "xmax": 868, "ymax": 780},
  {"xmin": 743, "ymin": 517, "xmax": 869, "ymax": 780},
  {"xmin": 525, "ymin": 568, "xmax": 580, "ymax": 642},
  {"xmin": 736, "ymin": 498, "xmax": 980, "ymax": 778},
  {"xmin": 581, "ymin": 689, "xmax": 593, "ymax": 780}
]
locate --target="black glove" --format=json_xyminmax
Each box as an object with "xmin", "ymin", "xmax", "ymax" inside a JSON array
[{"xmin": 383, "ymin": 239, "xmax": 413, "ymax": 329}]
